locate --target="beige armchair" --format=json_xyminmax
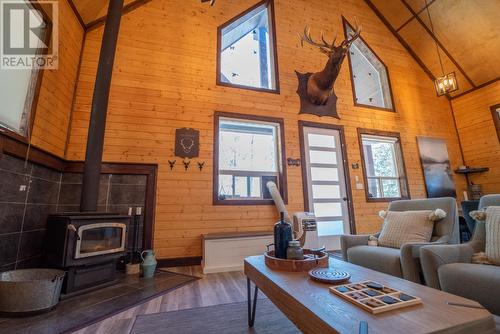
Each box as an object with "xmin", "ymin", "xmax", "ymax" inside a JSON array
[
  {"xmin": 420, "ymin": 195, "xmax": 500, "ymax": 316},
  {"xmin": 341, "ymin": 197, "xmax": 459, "ymax": 284}
]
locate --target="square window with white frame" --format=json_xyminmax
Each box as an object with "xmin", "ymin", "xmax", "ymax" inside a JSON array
[
  {"xmin": 214, "ymin": 112, "xmax": 286, "ymax": 204},
  {"xmin": 359, "ymin": 130, "xmax": 409, "ymax": 201}
]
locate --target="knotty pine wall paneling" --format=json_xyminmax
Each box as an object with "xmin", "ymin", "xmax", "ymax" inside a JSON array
[
  {"xmin": 451, "ymin": 82, "xmax": 500, "ymax": 194},
  {"xmin": 67, "ymin": 0, "xmax": 467, "ymax": 259},
  {"xmin": 30, "ymin": 0, "xmax": 85, "ymax": 157}
]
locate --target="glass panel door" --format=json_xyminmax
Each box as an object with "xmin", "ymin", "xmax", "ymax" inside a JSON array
[{"xmin": 302, "ymin": 126, "xmax": 351, "ymax": 250}]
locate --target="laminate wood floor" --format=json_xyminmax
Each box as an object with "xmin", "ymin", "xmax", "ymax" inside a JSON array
[{"xmin": 72, "ymin": 267, "xmax": 267, "ymax": 334}]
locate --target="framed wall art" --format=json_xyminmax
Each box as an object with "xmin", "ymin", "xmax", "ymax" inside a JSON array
[
  {"xmin": 417, "ymin": 137, "xmax": 457, "ymax": 198},
  {"xmin": 175, "ymin": 128, "xmax": 200, "ymax": 158}
]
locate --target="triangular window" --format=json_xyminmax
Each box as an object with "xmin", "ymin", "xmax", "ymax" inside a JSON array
[
  {"xmin": 217, "ymin": 1, "xmax": 279, "ymax": 93},
  {"xmin": 344, "ymin": 18, "xmax": 394, "ymax": 111}
]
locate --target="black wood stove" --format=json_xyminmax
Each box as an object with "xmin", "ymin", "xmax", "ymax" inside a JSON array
[
  {"xmin": 46, "ymin": 213, "xmax": 129, "ymax": 294},
  {"xmin": 44, "ymin": 0, "xmax": 128, "ymax": 295}
]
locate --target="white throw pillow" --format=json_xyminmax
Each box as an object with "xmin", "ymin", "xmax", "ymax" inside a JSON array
[
  {"xmin": 377, "ymin": 209, "xmax": 446, "ymax": 249},
  {"xmin": 485, "ymin": 207, "xmax": 500, "ymax": 265}
]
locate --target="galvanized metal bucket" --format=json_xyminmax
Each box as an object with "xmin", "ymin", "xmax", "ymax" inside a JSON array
[{"xmin": 0, "ymin": 269, "xmax": 65, "ymax": 316}]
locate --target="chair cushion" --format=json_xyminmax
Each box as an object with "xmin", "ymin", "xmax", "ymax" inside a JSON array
[
  {"xmin": 347, "ymin": 245, "xmax": 402, "ymax": 278},
  {"xmin": 378, "ymin": 210, "xmax": 435, "ymax": 248},
  {"xmin": 439, "ymin": 263, "xmax": 500, "ymax": 316},
  {"xmin": 485, "ymin": 207, "xmax": 500, "ymax": 265}
]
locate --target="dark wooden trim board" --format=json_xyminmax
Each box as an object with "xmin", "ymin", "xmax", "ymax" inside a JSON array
[
  {"xmin": 342, "ymin": 16, "xmax": 396, "ymax": 113},
  {"xmin": 85, "ymin": 0, "xmax": 152, "ymax": 31},
  {"xmin": 1, "ymin": 131, "xmax": 66, "ymax": 170},
  {"xmin": 215, "ymin": 0, "xmax": 280, "ymax": 95},
  {"xmin": 491, "ymin": 103, "xmax": 500, "ymax": 144},
  {"xmin": 212, "ymin": 111, "xmax": 288, "ymax": 206},
  {"xmin": 451, "ymin": 77, "xmax": 500, "ymax": 100},
  {"xmin": 157, "ymin": 257, "xmax": 203, "ymax": 268},
  {"xmin": 396, "ymin": 0, "xmax": 436, "ymax": 32},
  {"xmin": 298, "ymin": 121, "xmax": 356, "ymax": 235},
  {"xmin": 66, "ymin": 0, "xmax": 86, "ymax": 30},
  {"xmin": 0, "ymin": 132, "xmax": 157, "ymax": 249},
  {"xmin": 357, "ymin": 128, "xmax": 411, "ymax": 203}
]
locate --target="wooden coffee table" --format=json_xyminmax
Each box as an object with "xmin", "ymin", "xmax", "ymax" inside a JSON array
[{"xmin": 244, "ymin": 255, "xmax": 496, "ymax": 334}]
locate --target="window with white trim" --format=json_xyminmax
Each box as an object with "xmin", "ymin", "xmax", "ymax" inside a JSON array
[
  {"xmin": 214, "ymin": 114, "xmax": 285, "ymax": 204},
  {"xmin": 360, "ymin": 133, "xmax": 408, "ymax": 200}
]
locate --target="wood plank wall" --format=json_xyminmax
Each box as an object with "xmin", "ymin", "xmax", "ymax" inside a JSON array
[
  {"xmin": 30, "ymin": 0, "xmax": 85, "ymax": 157},
  {"xmin": 451, "ymin": 82, "xmax": 500, "ymax": 194},
  {"xmin": 66, "ymin": 0, "xmax": 467, "ymax": 259}
]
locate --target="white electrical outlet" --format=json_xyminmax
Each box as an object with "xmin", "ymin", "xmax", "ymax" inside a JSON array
[
  {"xmin": 19, "ymin": 185, "xmax": 27, "ymax": 191},
  {"xmin": 356, "ymin": 183, "xmax": 364, "ymax": 190}
]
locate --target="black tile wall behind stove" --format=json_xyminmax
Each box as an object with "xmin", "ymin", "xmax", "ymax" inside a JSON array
[
  {"xmin": 0, "ymin": 153, "xmax": 148, "ymax": 272},
  {"xmin": 58, "ymin": 172, "xmax": 146, "ymax": 251},
  {"xmin": 0, "ymin": 154, "xmax": 61, "ymax": 271}
]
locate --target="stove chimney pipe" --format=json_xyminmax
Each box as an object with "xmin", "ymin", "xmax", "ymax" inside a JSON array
[{"xmin": 80, "ymin": 0, "xmax": 124, "ymax": 212}]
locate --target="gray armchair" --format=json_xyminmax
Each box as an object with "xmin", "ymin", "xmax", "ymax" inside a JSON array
[
  {"xmin": 341, "ymin": 197, "xmax": 459, "ymax": 283},
  {"xmin": 420, "ymin": 194, "xmax": 500, "ymax": 316}
]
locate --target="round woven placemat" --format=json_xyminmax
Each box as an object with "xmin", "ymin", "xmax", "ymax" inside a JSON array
[{"xmin": 308, "ymin": 268, "xmax": 351, "ymax": 284}]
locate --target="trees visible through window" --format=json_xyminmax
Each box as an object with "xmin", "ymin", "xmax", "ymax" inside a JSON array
[
  {"xmin": 359, "ymin": 131, "xmax": 409, "ymax": 201},
  {"xmin": 218, "ymin": 0, "xmax": 279, "ymax": 92},
  {"xmin": 214, "ymin": 112, "xmax": 286, "ymax": 204},
  {"xmin": 344, "ymin": 18, "xmax": 394, "ymax": 111}
]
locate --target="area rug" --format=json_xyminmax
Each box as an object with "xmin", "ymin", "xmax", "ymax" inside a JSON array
[
  {"xmin": 130, "ymin": 299, "xmax": 300, "ymax": 334},
  {"xmin": 0, "ymin": 270, "xmax": 197, "ymax": 334}
]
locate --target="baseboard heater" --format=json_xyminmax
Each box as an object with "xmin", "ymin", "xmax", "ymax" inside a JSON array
[{"xmin": 202, "ymin": 231, "xmax": 273, "ymax": 274}]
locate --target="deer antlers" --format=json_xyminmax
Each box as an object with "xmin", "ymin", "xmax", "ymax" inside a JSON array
[
  {"xmin": 299, "ymin": 27, "xmax": 337, "ymax": 54},
  {"xmin": 201, "ymin": 0, "xmax": 216, "ymax": 6},
  {"xmin": 299, "ymin": 20, "xmax": 362, "ymax": 53}
]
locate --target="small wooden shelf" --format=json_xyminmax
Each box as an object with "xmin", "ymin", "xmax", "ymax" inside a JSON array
[{"xmin": 454, "ymin": 167, "xmax": 489, "ymax": 174}]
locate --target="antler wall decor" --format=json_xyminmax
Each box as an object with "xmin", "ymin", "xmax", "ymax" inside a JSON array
[
  {"xmin": 296, "ymin": 21, "xmax": 361, "ymax": 118},
  {"xmin": 201, "ymin": 0, "xmax": 216, "ymax": 6}
]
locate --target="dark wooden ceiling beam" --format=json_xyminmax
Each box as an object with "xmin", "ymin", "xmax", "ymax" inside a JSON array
[
  {"xmin": 66, "ymin": 0, "xmax": 86, "ymax": 30},
  {"xmin": 399, "ymin": 0, "xmax": 476, "ymax": 88},
  {"xmin": 451, "ymin": 76, "xmax": 500, "ymax": 100},
  {"xmin": 396, "ymin": 0, "xmax": 436, "ymax": 32},
  {"xmin": 86, "ymin": 0, "xmax": 152, "ymax": 32},
  {"xmin": 363, "ymin": 0, "xmax": 437, "ymax": 85}
]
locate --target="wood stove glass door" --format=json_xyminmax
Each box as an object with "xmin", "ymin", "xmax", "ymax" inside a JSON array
[{"xmin": 75, "ymin": 223, "xmax": 127, "ymax": 259}]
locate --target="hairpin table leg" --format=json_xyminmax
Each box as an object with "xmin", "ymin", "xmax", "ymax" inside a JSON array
[{"xmin": 247, "ymin": 277, "xmax": 258, "ymax": 327}]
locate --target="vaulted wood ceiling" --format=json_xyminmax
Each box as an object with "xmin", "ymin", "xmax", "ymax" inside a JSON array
[
  {"xmin": 366, "ymin": 0, "xmax": 500, "ymax": 97},
  {"xmin": 69, "ymin": 0, "xmax": 499, "ymax": 97},
  {"xmin": 70, "ymin": 0, "xmax": 138, "ymax": 27}
]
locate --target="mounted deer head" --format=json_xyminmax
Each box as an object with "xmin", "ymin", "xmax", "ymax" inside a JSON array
[{"xmin": 298, "ymin": 22, "xmax": 361, "ymax": 106}]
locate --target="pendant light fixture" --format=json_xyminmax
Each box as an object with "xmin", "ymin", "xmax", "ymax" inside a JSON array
[{"xmin": 424, "ymin": 0, "xmax": 458, "ymax": 96}]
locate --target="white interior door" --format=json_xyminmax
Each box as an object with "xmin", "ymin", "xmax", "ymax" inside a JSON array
[{"xmin": 302, "ymin": 126, "xmax": 351, "ymax": 251}]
